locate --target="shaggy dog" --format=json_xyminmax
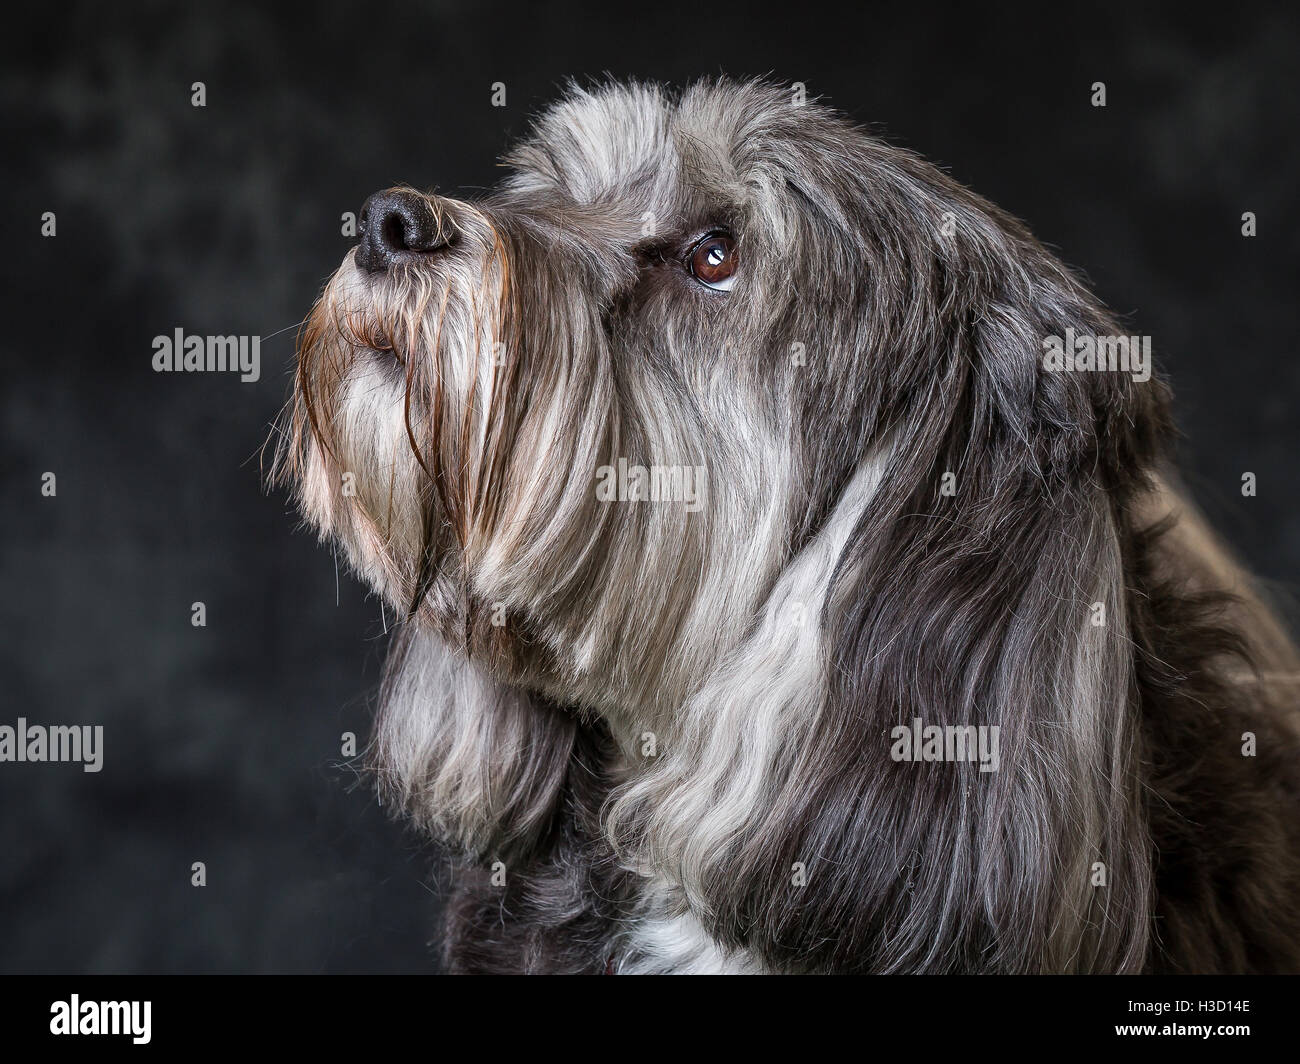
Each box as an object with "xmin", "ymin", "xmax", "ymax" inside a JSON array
[{"xmin": 273, "ymin": 79, "xmax": 1300, "ymax": 973}]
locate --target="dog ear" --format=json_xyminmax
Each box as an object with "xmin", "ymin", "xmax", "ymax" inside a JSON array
[
  {"xmin": 607, "ymin": 205, "xmax": 1167, "ymax": 973},
  {"xmin": 374, "ymin": 622, "xmax": 577, "ymax": 861}
]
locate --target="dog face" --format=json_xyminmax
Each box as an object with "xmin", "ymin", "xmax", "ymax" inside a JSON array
[
  {"xmin": 287, "ymin": 82, "xmax": 894, "ymax": 721},
  {"xmin": 284, "ymin": 80, "xmax": 1157, "ymax": 718},
  {"xmin": 278, "ymin": 80, "xmax": 1172, "ymax": 971}
]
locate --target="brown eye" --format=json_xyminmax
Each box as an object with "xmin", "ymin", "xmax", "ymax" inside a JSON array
[{"xmin": 688, "ymin": 233, "xmax": 738, "ymax": 291}]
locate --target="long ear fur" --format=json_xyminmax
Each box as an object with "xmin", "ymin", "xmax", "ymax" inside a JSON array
[
  {"xmin": 607, "ymin": 190, "xmax": 1170, "ymax": 973},
  {"xmin": 374, "ymin": 622, "xmax": 578, "ymax": 860}
]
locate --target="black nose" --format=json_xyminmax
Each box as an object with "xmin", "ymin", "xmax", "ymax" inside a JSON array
[{"xmin": 355, "ymin": 189, "xmax": 454, "ymax": 273}]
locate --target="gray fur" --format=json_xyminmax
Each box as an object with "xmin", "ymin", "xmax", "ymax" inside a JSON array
[{"xmin": 273, "ymin": 79, "xmax": 1300, "ymax": 973}]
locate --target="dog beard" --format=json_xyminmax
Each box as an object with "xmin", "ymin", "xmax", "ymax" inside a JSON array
[{"xmin": 272, "ymin": 79, "xmax": 1300, "ymax": 974}]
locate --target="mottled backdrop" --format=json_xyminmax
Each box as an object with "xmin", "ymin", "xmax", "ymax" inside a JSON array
[{"xmin": 2, "ymin": 1, "xmax": 1297, "ymax": 972}]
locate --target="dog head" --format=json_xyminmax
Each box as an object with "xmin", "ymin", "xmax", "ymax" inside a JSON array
[{"xmin": 276, "ymin": 79, "xmax": 1171, "ymax": 972}]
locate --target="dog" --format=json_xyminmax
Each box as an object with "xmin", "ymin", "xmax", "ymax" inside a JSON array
[{"xmin": 272, "ymin": 79, "xmax": 1300, "ymax": 973}]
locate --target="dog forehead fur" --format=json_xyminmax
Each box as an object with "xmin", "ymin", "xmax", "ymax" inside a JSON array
[{"xmin": 501, "ymin": 81, "xmax": 882, "ymax": 266}]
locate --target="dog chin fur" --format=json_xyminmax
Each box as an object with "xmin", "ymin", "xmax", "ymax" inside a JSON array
[{"xmin": 273, "ymin": 78, "xmax": 1300, "ymax": 974}]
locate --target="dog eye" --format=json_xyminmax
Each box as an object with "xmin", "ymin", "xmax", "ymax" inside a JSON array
[{"xmin": 687, "ymin": 233, "xmax": 738, "ymax": 292}]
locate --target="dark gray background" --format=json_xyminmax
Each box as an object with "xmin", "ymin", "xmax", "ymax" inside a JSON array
[{"xmin": 2, "ymin": 1, "xmax": 1296, "ymax": 972}]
